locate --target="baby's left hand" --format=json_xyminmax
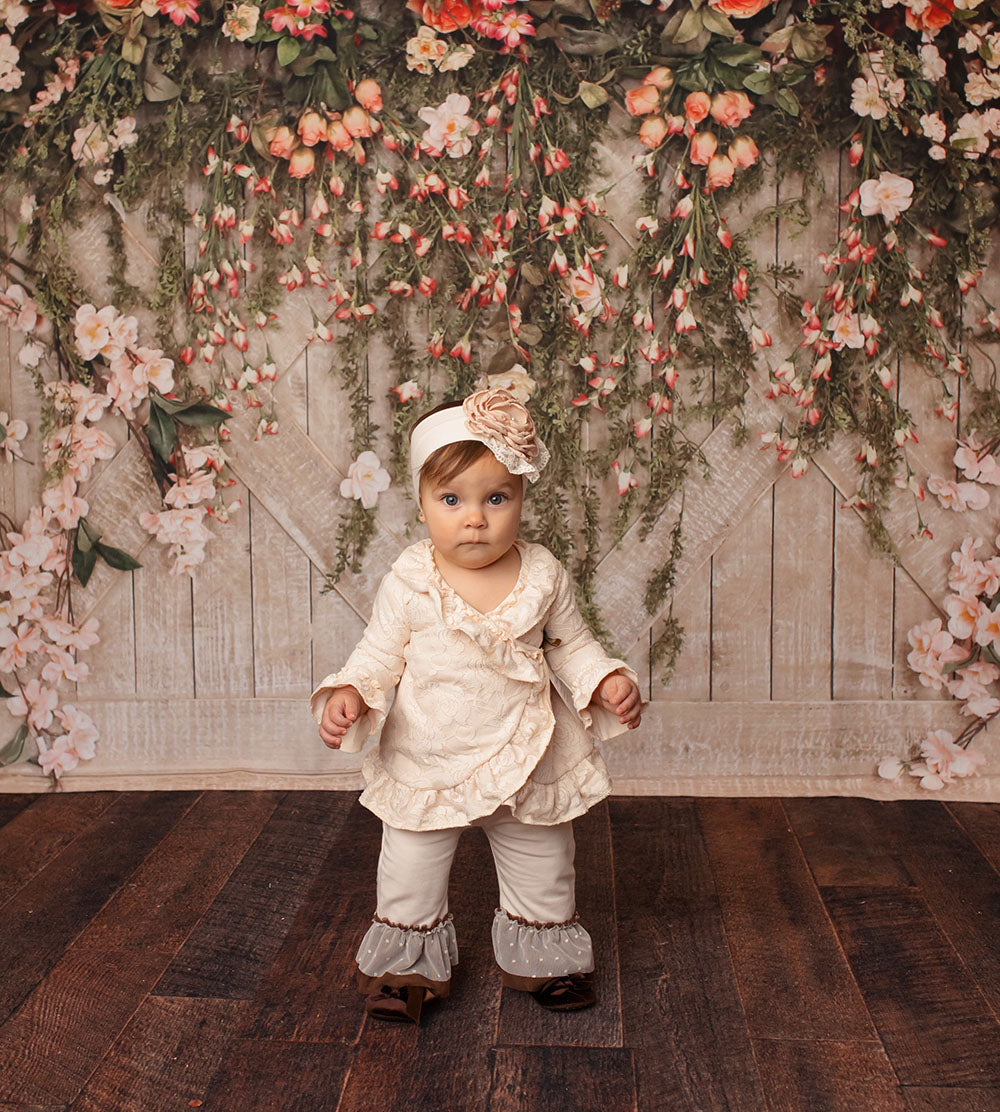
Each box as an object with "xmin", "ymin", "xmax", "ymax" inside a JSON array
[{"xmin": 592, "ymin": 672, "xmax": 642, "ymax": 730}]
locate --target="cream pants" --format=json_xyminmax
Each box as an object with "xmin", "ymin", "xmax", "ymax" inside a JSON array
[{"xmin": 355, "ymin": 807, "xmax": 595, "ymax": 994}]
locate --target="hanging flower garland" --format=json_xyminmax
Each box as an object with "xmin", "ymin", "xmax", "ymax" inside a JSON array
[{"xmin": 1, "ymin": 0, "xmax": 999, "ymax": 785}]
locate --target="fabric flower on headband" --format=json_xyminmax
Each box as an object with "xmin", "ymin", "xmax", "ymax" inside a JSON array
[{"xmin": 462, "ymin": 388, "xmax": 550, "ymax": 481}]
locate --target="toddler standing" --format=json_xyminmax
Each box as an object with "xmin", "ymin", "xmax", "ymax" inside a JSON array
[{"xmin": 311, "ymin": 387, "xmax": 642, "ymax": 1024}]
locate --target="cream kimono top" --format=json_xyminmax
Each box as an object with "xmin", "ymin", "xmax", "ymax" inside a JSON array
[{"xmin": 309, "ymin": 538, "xmax": 639, "ymax": 831}]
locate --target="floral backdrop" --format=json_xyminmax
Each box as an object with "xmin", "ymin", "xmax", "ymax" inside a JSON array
[{"xmin": 1, "ymin": 0, "xmax": 1000, "ymax": 789}]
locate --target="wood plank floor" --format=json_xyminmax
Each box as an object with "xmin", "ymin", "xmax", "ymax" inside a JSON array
[{"xmin": 1, "ymin": 792, "xmax": 999, "ymax": 1112}]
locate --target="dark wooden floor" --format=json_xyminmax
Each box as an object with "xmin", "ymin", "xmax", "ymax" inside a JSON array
[{"xmin": 1, "ymin": 792, "xmax": 1000, "ymax": 1112}]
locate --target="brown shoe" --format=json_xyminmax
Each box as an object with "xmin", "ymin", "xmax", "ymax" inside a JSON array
[
  {"xmin": 530, "ymin": 973, "xmax": 597, "ymax": 1011},
  {"xmin": 365, "ymin": 984, "xmax": 431, "ymax": 1024}
]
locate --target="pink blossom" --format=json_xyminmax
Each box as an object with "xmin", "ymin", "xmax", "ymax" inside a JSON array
[
  {"xmin": 1, "ymin": 410, "xmax": 27, "ymax": 461},
  {"xmin": 920, "ymin": 730, "xmax": 987, "ymax": 781},
  {"xmin": 945, "ymin": 594, "xmax": 980, "ymax": 640},
  {"xmin": 340, "ymin": 451, "xmax": 390, "ymax": 509},
  {"xmin": 927, "ymin": 475, "xmax": 991, "ymax": 512},
  {"xmin": 859, "ymin": 172, "xmax": 914, "ymax": 223},
  {"xmin": 419, "ymin": 93, "xmax": 480, "ymax": 158},
  {"xmin": 906, "ymin": 617, "xmax": 967, "ymax": 690},
  {"xmin": 973, "ymin": 603, "xmax": 1000, "ymax": 648},
  {"xmin": 6, "ymin": 677, "xmax": 58, "ymax": 731},
  {"xmin": 55, "ymin": 704, "xmax": 99, "ymax": 756},
  {"xmin": 41, "ymin": 474, "xmax": 88, "ymax": 530},
  {"xmin": 37, "ymin": 736, "xmax": 79, "ymax": 779},
  {"xmin": 0, "ymin": 619, "xmax": 43, "ymax": 672},
  {"xmin": 158, "ymin": 0, "xmax": 201, "ymax": 25}
]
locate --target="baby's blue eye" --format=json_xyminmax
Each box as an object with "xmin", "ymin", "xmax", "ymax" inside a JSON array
[
  {"xmin": 488, "ymin": 493, "xmax": 507, "ymax": 505},
  {"xmin": 442, "ymin": 494, "xmax": 459, "ymax": 506}
]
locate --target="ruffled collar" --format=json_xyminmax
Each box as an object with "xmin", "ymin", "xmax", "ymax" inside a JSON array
[{"xmin": 392, "ymin": 537, "xmax": 559, "ymax": 639}]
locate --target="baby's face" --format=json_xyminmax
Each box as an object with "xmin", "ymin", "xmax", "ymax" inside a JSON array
[{"xmin": 419, "ymin": 453, "xmax": 523, "ymax": 573}]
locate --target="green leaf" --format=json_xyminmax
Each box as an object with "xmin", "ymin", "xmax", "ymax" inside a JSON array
[
  {"xmin": 173, "ymin": 402, "xmax": 232, "ymax": 427},
  {"xmin": 143, "ymin": 60, "xmax": 181, "ymax": 102},
  {"xmin": 578, "ymin": 80, "xmax": 610, "ymax": 108},
  {"xmin": 774, "ymin": 87, "xmax": 800, "ymax": 117},
  {"xmin": 520, "ymin": 262, "xmax": 547, "ymax": 286},
  {"xmin": 0, "ymin": 422, "xmax": 6, "ymax": 441},
  {"xmin": 121, "ymin": 32, "xmax": 147, "ymax": 66},
  {"xmin": 518, "ymin": 323, "xmax": 544, "ymax": 346},
  {"xmin": 277, "ymin": 35, "xmax": 302, "ymax": 66},
  {"xmin": 760, "ymin": 25, "xmax": 795, "ymax": 54},
  {"xmin": 673, "ymin": 7, "xmax": 704, "ymax": 44},
  {"xmin": 72, "ymin": 541, "xmax": 98, "ymax": 587},
  {"xmin": 147, "ymin": 401, "xmax": 177, "ymax": 462},
  {"xmin": 714, "ymin": 43, "xmax": 761, "ymax": 65},
  {"xmin": 0, "ymin": 679, "xmax": 15, "ymax": 698},
  {"xmin": 96, "ymin": 543, "xmax": 142, "ymax": 572},
  {"xmin": 0, "ymin": 724, "xmax": 27, "ymax": 767},
  {"xmin": 743, "ymin": 70, "xmax": 773, "ymax": 94},
  {"xmin": 700, "ymin": 6, "xmax": 736, "ymax": 38},
  {"xmin": 790, "ymin": 25, "xmax": 829, "ymax": 64},
  {"xmin": 77, "ymin": 517, "xmax": 101, "ymax": 552}
]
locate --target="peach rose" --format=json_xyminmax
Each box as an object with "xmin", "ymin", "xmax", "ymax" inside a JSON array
[
  {"xmin": 643, "ymin": 66, "xmax": 674, "ymax": 92},
  {"xmin": 267, "ymin": 125, "xmax": 296, "ymax": 160},
  {"xmin": 327, "ymin": 117, "xmax": 354, "ymax": 151},
  {"xmin": 689, "ymin": 130, "xmax": 718, "ymax": 165},
  {"xmin": 342, "ymin": 105, "xmax": 373, "ymax": 138},
  {"xmin": 684, "ymin": 91, "xmax": 711, "ymax": 123},
  {"xmin": 297, "ymin": 110, "xmax": 328, "ymax": 147},
  {"xmin": 288, "ymin": 146, "xmax": 316, "ymax": 178},
  {"xmin": 355, "ymin": 78, "xmax": 383, "ymax": 112},
  {"xmin": 463, "ymin": 388, "xmax": 540, "ymax": 463},
  {"xmin": 707, "ymin": 0, "xmax": 772, "ymax": 18},
  {"xmin": 710, "ymin": 90, "xmax": 753, "ymax": 128},
  {"xmin": 706, "ymin": 153, "xmax": 735, "ymax": 190},
  {"xmin": 639, "ymin": 116, "xmax": 668, "ymax": 148},
  {"xmin": 625, "ymin": 84, "xmax": 660, "ymax": 117},
  {"xmin": 728, "ymin": 134, "xmax": 760, "ymax": 168}
]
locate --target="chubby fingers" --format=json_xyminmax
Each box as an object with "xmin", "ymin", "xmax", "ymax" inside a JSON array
[{"xmin": 614, "ymin": 687, "xmax": 642, "ymax": 728}]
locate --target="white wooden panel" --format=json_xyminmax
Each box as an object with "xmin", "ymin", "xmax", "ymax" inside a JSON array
[
  {"xmin": 771, "ymin": 467, "xmax": 834, "ymax": 700},
  {"xmin": 594, "ymin": 378, "xmax": 790, "ymax": 653},
  {"xmin": 653, "ymin": 561, "xmax": 711, "ymax": 701},
  {"xmin": 250, "ymin": 493, "xmax": 312, "ymax": 697},
  {"xmin": 711, "ymin": 490, "xmax": 773, "ymax": 701},
  {"xmin": 191, "ymin": 478, "xmax": 254, "ymax": 697},
  {"xmin": 133, "ymin": 525, "xmax": 194, "ymax": 698},
  {"xmin": 74, "ymin": 571, "xmax": 136, "ymax": 699},
  {"xmin": 310, "ymin": 563, "xmax": 367, "ymax": 687},
  {"xmin": 2, "ymin": 699, "xmax": 996, "ymax": 802},
  {"xmin": 832, "ymin": 502, "xmax": 894, "ymax": 699}
]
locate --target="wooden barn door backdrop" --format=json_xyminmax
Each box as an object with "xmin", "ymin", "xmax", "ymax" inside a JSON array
[{"xmin": 2, "ymin": 149, "xmax": 999, "ymax": 800}]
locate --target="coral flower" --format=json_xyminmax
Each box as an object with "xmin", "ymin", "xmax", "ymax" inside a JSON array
[
  {"xmin": 710, "ymin": 90, "xmax": 753, "ymax": 128},
  {"xmin": 625, "ymin": 84, "xmax": 660, "ymax": 117},
  {"xmin": 407, "ymin": 0, "xmax": 478, "ymax": 32},
  {"xmin": 288, "ymin": 146, "xmax": 316, "ymax": 178},
  {"xmin": 707, "ymin": 0, "xmax": 771, "ymax": 16},
  {"xmin": 683, "ymin": 91, "xmax": 711, "ymax": 123},
  {"xmin": 639, "ymin": 116, "xmax": 668, "ymax": 149},
  {"xmin": 355, "ymin": 78, "xmax": 383, "ymax": 112},
  {"xmin": 905, "ymin": 0, "xmax": 954, "ymax": 34},
  {"xmin": 689, "ymin": 131, "xmax": 718, "ymax": 165}
]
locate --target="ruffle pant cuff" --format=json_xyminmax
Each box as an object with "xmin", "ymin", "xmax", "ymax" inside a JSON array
[
  {"xmin": 355, "ymin": 913, "xmax": 458, "ymax": 997},
  {"xmin": 491, "ymin": 907, "xmax": 595, "ymax": 990}
]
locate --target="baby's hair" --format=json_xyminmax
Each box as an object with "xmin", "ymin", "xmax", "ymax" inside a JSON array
[{"xmin": 411, "ymin": 401, "xmax": 493, "ymax": 493}]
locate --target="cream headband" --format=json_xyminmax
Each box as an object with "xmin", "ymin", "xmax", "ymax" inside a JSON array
[{"xmin": 409, "ymin": 388, "xmax": 550, "ymax": 498}]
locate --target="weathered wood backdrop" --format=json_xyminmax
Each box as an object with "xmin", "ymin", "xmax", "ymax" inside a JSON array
[{"xmin": 2, "ymin": 137, "xmax": 998, "ymax": 799}]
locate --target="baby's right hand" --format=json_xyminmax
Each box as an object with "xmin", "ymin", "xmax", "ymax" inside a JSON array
[{"xmin": 319, "ymin": 685, "xmax": 365, "ymax": 749}]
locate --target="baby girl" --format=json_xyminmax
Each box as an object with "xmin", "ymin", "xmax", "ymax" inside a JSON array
[{"xmin": 311, "ymin": 387, "xmax": 642, "ymax": 1024}]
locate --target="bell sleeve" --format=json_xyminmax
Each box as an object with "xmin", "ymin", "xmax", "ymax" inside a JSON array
[
  {"xmin": 309, "ymin": 570, "xmax": 411, "ymax": 754},
  {"xmin": 542, "ymin": 563, "xmax": 641, "ymax": 741}
]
